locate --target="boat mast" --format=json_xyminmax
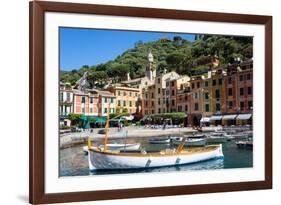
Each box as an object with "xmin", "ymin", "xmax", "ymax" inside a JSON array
[
  {"xmin": 103, "ymin": 103, "xmax": 110, "ymax": 151},
  {"xmin": 176, "ymin": 137, "xmax": 186, "ymax": 153}
]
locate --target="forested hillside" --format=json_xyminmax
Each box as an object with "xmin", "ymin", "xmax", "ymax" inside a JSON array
[{"xmin": 60, "ymin": 35, "xmax": 252, "ymax": 86}]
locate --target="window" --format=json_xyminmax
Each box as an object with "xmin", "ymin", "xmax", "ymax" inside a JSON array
[
  {"xmin": 158, "ymin": 98, "xmax": 161, "ymax": 105},
  {"xmin": 82, "ymin": 107, "xmax": 85, "ymax": 113},
  {"xmin": 171, "ymin": 81, "xmax": 175, "ymax": 86},
  {"xmin": 110, "ymin": 98, "xmax": 114, "ymax": 103},
  {"xmin": 197, "ymin": 82, "xmax": 200, "ymax": 88},
  {"xmin": 248, "ymin": 101, "xmax": 253, "ymax": 109},
  {"xmin": 228, "ymin": 101, "xmax": 233, "ymax": 108},
  {"xmin": 205, "ymin": 81, "xmax": 209, "ymax": 87},
  {"xmin": 152, "ymin": 101, "xmax": 154, "ymax": 106},
  {"xmin": 172, "ymin": 90, "xmax": 175, "ymax": 96},
  {"xmin": 178, "ymin": 106, "xmax": 182, "ymax": 112},
  {"xmin": 151, "ymin": 93, "xmax": 154, "ymax": 98},
  {"xmin": 90, "ymin": 108, "xmax": 93, "ymax": 113},
  {"xmin": 145, "ymin": 94, "xmax": 148, "ymax": 99},
  {"xmin": 191, "ymin": 83, "xmax": 195, "ymax": 89},
  {"xmin": 240, "ymin": 101, "xmax": 245, "ymax": 110},
  {"xmin": 104, "ymin": 97, "xmax": 107, "ymax": 103},
  {"xmin": 111, "ymin": 108, "xmax": 115, "ymax": 113},
  {"xmin": 158, "ymin": 88, "xmax": 160, "ymax": 94},
  {"xmin": 123, "ymin": 100, "xmax": 126, "ymax": 106},
  {"xmin": 240, "ymin": 75, "xmax": 243, "ymax": 81},
  {"xmin": 163, "ymin": 98, "xmax": 165, "ymax": 104},
  {"xmin": 135, "ymin": 101, "xmax": 138, "ymax": 107},
  {"xmin": 67, "ymin": 93, "xmax": 70, "ymax": 101},
  {"xmin": 158, "ymin": 108, "xmax": 161, "ymax": 113},
  {"xmin": 212, "ymin": 79, "xmax": 216, "ymax": 86},
  {"xmin": 185, "ymin": 105, "xmax": 188, "ymax": 111},
  {"xmin": 157, "ymin": 78, "xmax": 160, "ymax": 84},
  {"xmin": 118, "ymin": 100, "xmax": 121, "ymax": 106},
  {"xmin": 205, "ymin": 92, "xmax": 209, "ymax": 100},
  {"xmin": 205, "ymin": 104, "xmax": 210, "ymax": 112},
  {"xmin": 248, "ymin": 87, "xmax": 252, "ymax": 95},
  {"xmin": 90, "ymin": 97, "xmax": 93, "ymax": 103},
  {"xmin": 247, "ymin": 73, "xmax": 251, "ymax": 80},
  {"xmin": 60, "ymin": 93, "xmax": 63, "ymax": 102},
  {"xmin": 129, "ymin": 101, "xmax": 132, "ymax": 107},
  {"xmin": 228, "ymin": 77, "xmax": 232, "ymax": 84},
  {"xmin": 194, "ymin": 92, "xmax": 198, "ymax": 99},
  {"xmin": 145, "ymin": 101, "xmax": 148, "ymax": 106},
  {"xmin": 166, "ymin": 82, "xmax": 169, "ymax": 86},
  {"xmin": 123, "ymin": 91, "xmax": 126, "ymax": 96},
  {"xmin": 215, "ymin": 89, "xmax": 220, "ymax": 98},
  {"xmin": 135, "ymin": 93, "xmax": 138, "ymax": 97},
  {"xmin": 250, "ymin": 64, "xmax": 253, "ymax": 69},
  {"xmin": 81, "ymin": 96, "xmax": 85, "ymax": 103},
  {"xmin": 118, "ymin": 91, "xmax": 120, "ymax": 96},
  {"xmin": 129, "ymin": 92, "xmax": 132, "ymax": 97},
  {"xmin": 228, "ymin": 88, "xmax": 233, "ymax": 96},
  {"xmin": 195, "ymin": 103, "xmax": 199, "ymax": 111},
  {"xmin": 172, "ymin": 100, "xmax": 175, "ymax": 106},
  {"xmin": 219, "ymin": 78, "xmax": 222, "ymax": 85},
  {"xmin": 104, "ymin": 108, "xmax": 107, "ymax": 113},
  {"xmin": 240, "ymin": 88, "xmax": 244, "ymax": 95},
  {"xmin": 185, "ymin": 96, "xmax": 188, "ymax": 101},
  {"xmin": 216, "ymin": 103, "xmax": 221, "ymax": 111}
]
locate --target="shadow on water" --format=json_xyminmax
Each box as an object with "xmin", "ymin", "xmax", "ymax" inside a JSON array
[{"xmin": 59, "ymin": 135, "xmax": 253, "ymax": 177}]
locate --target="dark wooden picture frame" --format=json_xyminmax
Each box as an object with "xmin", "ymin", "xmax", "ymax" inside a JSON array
[{"xmin": 29, "ymin": 1, "xmax": 272, "ymax": 204}]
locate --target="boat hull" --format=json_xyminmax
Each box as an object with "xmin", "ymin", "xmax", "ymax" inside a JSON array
[
  {"xmin": 88, "ymin": 145, "xmax": 223, "ymax": 170},
  {"xmin": 207, "ymin": 137, "xmax": 227, "ymax": 143},
  {"xmin": 173, "ymin": 138, "xmax": 207, "ymax": 147}
]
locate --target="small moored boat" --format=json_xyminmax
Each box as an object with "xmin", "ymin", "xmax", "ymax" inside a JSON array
[
  {"xmin": 207, "ymin": 131, "xmax": 230, "ymax": 143},
  {"xmin": 148, "ymin": 137, "xmax": 171, "ymax": 144}
]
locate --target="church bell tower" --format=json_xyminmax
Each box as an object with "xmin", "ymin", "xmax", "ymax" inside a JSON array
[{"xmin": 145, "ymin": 50, "xmax": 156, "ymax": 81}]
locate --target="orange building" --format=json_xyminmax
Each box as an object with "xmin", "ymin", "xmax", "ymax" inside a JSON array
[{"xmin": 107, "ymin": 85, "xmax": 140, "ymax": 114}]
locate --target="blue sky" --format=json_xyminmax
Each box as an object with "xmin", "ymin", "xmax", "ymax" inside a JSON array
[{"xmin": 59, "ymin": 27, "xmax": 195, "ymax": 71}]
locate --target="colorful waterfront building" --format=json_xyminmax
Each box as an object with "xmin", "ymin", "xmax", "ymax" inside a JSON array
[
  {"xmin": 107, "ymin": 85, "xmax": 140, "ymax": 114},
  {"xmin": 59, "ymin": 82, "xmax": 73, "ymax": 117},
  {"xmin": 142, "ymin": 84, "xmax": 156, "ymax": 115},
  {"xmin": 72, "ymin": 89, "xmax": 99, "ymax": 116}
]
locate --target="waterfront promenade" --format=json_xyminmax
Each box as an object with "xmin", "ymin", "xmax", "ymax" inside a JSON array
[{"xmin": 60, "ymin": 126, "xmax": 223, "ymax": 148}]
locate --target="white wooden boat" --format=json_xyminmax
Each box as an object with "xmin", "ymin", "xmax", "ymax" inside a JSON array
[
  {"xmin": 87, "ymin": 104, "xmax": 223, "ymax": 170},
  {"xmin": 88, "ymin": 144, "xmax": 223, "ymax": 170}
]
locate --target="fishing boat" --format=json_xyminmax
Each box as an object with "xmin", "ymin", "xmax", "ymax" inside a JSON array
[
  {"xmin": 171, "ymin": 135, "xmax": 207, "ymax": 147},
  {"xmin": 206, "ymin": 131, "xmax": 231, "ymax": 143},
  {"xmin": 87, "ymin": 105, "xmax": 223, "ymax": 170},
  {"xmin": 236, "ymin": 140, "xmax": 253, "ymax": 149}
]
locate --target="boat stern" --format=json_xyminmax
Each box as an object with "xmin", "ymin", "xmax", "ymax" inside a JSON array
[{"xmin": 216, "ymin": 144, "xmax": 224, "ymax": 159}]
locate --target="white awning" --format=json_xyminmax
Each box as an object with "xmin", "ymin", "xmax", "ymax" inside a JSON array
[
  {"xmin": 200, "ymin": 117, "xmax": 210, "ymax": 122},
  {"xmin": 237, "ymin": 114, "xmax": 252, "ymax": 120},
  {"xmin": 222, "ymin": 114, "xmax": 237, "ymax": 120},
  {"xmin": 210, "ymin": 115, "xmax": 222, "ymax": 121}
]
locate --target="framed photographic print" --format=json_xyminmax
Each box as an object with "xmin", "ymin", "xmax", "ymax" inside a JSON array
[{"xmin": 29, "ymin": 1, "xmax": 272, "ymax": 204}]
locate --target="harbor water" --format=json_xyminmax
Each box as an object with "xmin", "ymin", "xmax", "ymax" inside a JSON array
[{"xmin": 59, "ymin": 135, "xmax": 253, "ymax": 177}]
